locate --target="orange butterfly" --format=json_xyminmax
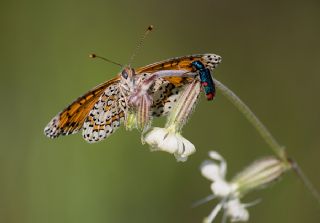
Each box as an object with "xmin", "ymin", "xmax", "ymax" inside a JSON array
[
  {"xmin": 44, "ymin": 54, "xmax": 221, "ymax": 142},
  {"xmin": 44, "ymin": 27, "xmax": 222, "ymax": 143}
]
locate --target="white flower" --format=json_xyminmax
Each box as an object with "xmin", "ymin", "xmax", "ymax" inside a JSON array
[
  {"xmin": 200, "ymin": 151, "xmax": 290, "ymax": 223},
  {"xmin": 144, "ymin": 126, "xmax": 195, "ymax": 162},
  {"xmin": 144, "ymin": 81, "xmax": 201, "ymax": 161},
  {"xmin": 201, "ymin": 151, "xmax": 234, "ymax": 197},
  {"xmin": 225, "ymin": 199, "xmax": 249, "ymax": 222}
]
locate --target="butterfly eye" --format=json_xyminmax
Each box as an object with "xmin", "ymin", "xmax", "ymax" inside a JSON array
[{"xmin": 121, "ymin": 70, "xmax": 128, "ymax": 79}]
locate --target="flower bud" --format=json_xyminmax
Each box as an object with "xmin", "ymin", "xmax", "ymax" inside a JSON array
[
  {"xmin": 231, "ymin": 157, "xmax": 291, "ymax": 197},
  {"xmin": 166, "ymin": 80, "xmax": 201, "ymax": 131}
]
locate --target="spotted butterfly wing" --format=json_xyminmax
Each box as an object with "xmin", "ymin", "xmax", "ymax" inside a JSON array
[
  {"xmin": 136, "ymin": 54, "xmax": 221, "ymax": 79},
  {"xmin": 44, "ymin": 77, "xmax": 120, "ymax": 139},
  {"xmin": 44, "ymin": 53, "xmax": 221, "ymax": 142},
  {"xmin": 82, "ymin": 83, "xmax": 126, "ymax": 142},
  {"xmin": 136, "ymin": 54, "xmax": 221, "ymax": 116}
]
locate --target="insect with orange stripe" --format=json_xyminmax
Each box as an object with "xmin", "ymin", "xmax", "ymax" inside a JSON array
[{"xmin": 44, "ymin": 26, "xmax": 222, "ymax": 143}]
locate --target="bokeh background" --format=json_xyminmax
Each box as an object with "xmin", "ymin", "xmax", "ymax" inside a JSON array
[{"xmin": 1, "ymin": 0, "xmax": 320, "ymax": 222}]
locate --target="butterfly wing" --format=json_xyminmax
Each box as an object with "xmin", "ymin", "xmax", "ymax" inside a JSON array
[
  {"xmin": 82, "ymin": 83, "xmax": 126, "ymax": 143},
  {"xmin": 150, "ymin": 79, "xmax": 184, "ymax": 117},
  {"xmin": 136, "ymin": 54, "xmax": 222, "ymax": 116},
  {"xmin": 136, "ymin": 53, "xmax": 221, "ymax": 86},
  {"xmin": 44, "ymin": 77, "xmax": 120, "ymax": 138}
]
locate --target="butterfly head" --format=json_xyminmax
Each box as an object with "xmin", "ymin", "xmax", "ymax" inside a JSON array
[{"xmin": 120, "ymin": 66, "xmax": 136, "ymax": 92}]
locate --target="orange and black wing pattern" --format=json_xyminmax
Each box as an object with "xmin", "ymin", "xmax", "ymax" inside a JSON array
[
  {"xmin": 136, "ymin": 54, "xmax": 222, "ymax": 116},
  {"xmin": 136, "ymin": 53, "xmax": 221, "ymax": 87},
  {"xmin": 44, "ymin": 77, "xmax": 120, "ymax": 138},
  {"xmin": 44, "ymin": 54, "xmax": 222, "ymax": 140}
]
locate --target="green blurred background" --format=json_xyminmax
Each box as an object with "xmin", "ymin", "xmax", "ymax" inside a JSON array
[{"xmin": 1, "ymin": 0, "xmax": 320, "ymax": 222}]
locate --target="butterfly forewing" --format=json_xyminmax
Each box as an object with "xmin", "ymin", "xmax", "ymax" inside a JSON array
[
  {"xmin": 136, "ymin": 54, "xmax": 221, "ymax": 87},
  {"xmin": 44, "ymin": 77, "xmax": 120, "ymax": 138},
  {"xmin": 136, "ymin": 54, "xmax": 221, "ymax": 73}
]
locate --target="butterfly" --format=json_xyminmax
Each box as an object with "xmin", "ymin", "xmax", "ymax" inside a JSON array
[{"xmin": 44, "ymin": 53, "xmax": 222, "ymax": 143}]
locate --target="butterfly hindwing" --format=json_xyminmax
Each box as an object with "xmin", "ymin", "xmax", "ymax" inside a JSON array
[
  {"xmin": 132, "ymin": 72, "xmax": 184, "ymax": 117},
  {"xmin": 82, "ymin": 83, "xmax": 125, "ymax": 143},
  {"xmin": 150, "ymin": 79, "xmax": 183, "ymax": 117}
]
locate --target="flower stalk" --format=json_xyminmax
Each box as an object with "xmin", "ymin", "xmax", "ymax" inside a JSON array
[
  {"xmin": 213, "ymin": 79, "xmax": 287, "ymax": 162},
  {"xmin": 213, "ymin": 78, "xmax": 320, "ymax": 205}
]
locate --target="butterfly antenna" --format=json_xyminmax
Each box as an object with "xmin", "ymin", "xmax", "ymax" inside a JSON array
[
  {"xmin": 89, "ymin": 53, "xmax": 123, "ymax": 67},
  {"xmin": 128, "ymin": 25, "xmax": 154, "ymax": 66}
]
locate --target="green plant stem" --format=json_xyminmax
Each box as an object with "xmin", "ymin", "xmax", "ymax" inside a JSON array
[
  {"xmin": 213, "ymin": 79, "xmax": 287, "ymax": 162},
  {"xmin": 214, "ymin": 78, "xmax": 320, "ymax": 205}
]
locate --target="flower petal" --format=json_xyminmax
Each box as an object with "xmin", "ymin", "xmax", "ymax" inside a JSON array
[
  {"xmin": 208, "ymin": 151, "xmax": 227, "ymax": 178},
  {"xmin": 144, "ymin": 127, "xmax": 195, "ymax": 161},
  {"xmin": 144, "ymin": 127, "xmax": 167, "ymax": 150},
  {"xmin": 208, "ymin": 151, "xmax": 224, "ymax": 160},
  {"xmin": 201, "ymin": 161, "xmax": 225, "ymax": 182},
  {"xmin": 174, "ymin": 135, "xmax": 196, "ymax": 162},
  {"xmin": 225, "ymin": 199, "xmax": 249, "ymax": 222},
  {"xmin": 158, "ymin": 132, "xmax": 181, "ymax": 154},
  {"xmin": 211, "ymin": 181, "xmax": 234, "ymax": 197}
]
